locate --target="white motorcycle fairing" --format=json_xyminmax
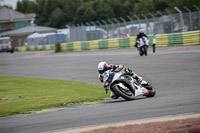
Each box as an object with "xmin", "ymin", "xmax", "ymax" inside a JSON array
[
  {"xmin": 139, "ymin": 37, "xmax": 149, "ymax": 47},
  {"xmin": 134, "ymin": 84, "xmax": 149, "ymax": 97},
  {"xmin": 102, "ymin": 70, "xmax": 152, "ymax": 100}
]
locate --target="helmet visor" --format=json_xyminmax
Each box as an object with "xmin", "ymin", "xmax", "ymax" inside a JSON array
[{"xmin": 98, "ymin": 69, "xmax": 104, "ymax": 74}]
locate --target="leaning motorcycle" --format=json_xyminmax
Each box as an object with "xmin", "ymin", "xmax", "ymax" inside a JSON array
[
  {"xmin": 103, "ymin": 69, "xmax": 156, "ymax": 100},
  {"xmin": 137, "ymin": 37, "xmax": 149, "ymax": 56}
]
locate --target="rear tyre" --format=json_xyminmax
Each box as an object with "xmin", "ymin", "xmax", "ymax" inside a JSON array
[
  {"xmin": 142, "ymin": 83, "xmax": 156, "ymax": 97},
  {"xmin": 113, "ymin": 83, "xmax": 135, "ymax": 100}
]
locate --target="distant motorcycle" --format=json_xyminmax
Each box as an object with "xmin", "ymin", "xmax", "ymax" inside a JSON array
[
  {"xmin": 137, "ymin": 37, "xmax": 149, "ymax": 56},
  {"xmin": 102, "ymin": 69, "xmax": 156, "ymax": 100}
]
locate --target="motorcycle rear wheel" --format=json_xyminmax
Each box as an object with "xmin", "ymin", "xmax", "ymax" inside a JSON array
[{"xmin": 142, "ymin": 83, "xmax": 156, "ymax": 97}]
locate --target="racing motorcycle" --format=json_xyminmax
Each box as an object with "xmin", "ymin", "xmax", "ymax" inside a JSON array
[
  {"xmin": 137, "ymin": 37, "xmax": 149, "ymax": 56},
  {"xmin": 103, "ymin": 69, "xmax": 156, "ymax": 100}
]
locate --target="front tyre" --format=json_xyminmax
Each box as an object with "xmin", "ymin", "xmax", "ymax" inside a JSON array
[
  {"xmin": 112, "ymin": 83, "xmax": 135, "ymax": 100},
  {"xmin": 144, "ymin": 47, "xmax": 147, "ymax": 56},
  {"xmin": 139, "ymin": 47, "xmax": 143, "ymax": 56}
]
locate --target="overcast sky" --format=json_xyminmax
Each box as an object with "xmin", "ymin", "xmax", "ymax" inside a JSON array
[{"xmin": 1, "ymin": 0, "xmax": 21, "ymax": 9}]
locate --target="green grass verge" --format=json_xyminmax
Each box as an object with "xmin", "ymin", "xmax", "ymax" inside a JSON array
[
  {"xmin": 0, "ymin": 76, "xmax": 108, "ymax": 117},
  {"xmin": 91, "ymin": 126, "xmax": 115, "ymax": 132}
]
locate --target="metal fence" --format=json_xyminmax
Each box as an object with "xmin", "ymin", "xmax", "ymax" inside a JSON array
[
  {"xmin": 18, "ymin": 7, "xmax": 200, "ymax": 46},
  {"xmin": 69, "ymin": 10, "xmax": 200, "ymax": 42}
]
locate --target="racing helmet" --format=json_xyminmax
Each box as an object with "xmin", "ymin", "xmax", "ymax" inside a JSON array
[
  {"xmin": 98, "ymin": 61, "xmax": 109, "ymax": 74},
  {"xmin": 140, "ymin": 29, "xmax": 144, "ymax": 33}
]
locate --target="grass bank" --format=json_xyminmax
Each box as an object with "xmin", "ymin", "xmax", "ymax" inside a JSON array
[{"xmin": 0, "ymin": 76, "xmax": 108, "ymax": 116}]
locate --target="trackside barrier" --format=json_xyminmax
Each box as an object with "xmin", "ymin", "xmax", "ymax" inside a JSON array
[
  {"xmin": 16, "ymin": 44, "xmax": 55, "ymax": 52},
  {"xmin": 156, "ymin": 34, "xmax": 169, "ymax": 47},
  {"xmin": 182, "ymin": 31, "xmax": 200, "ymax": 45},
  {"xmin": 168, "ymin": 33, "xmax": 183, "ymax": 46},
  {"xmin": 16, "ymin": 31, "xmax": 200, "ymax": 52}
]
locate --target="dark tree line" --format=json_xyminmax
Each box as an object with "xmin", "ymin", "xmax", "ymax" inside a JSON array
[{"xmin": 16, "ymin": 0, "xmax": 200, "ymax": 28}]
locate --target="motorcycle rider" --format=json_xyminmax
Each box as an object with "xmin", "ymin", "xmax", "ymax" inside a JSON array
[
  {"xmin": 98, "ymin": 61, "xmax": 143, "ymax": 99},
  {"xmin": 135, "ymin": 29, "xmax": 148, "ymax": 48}
]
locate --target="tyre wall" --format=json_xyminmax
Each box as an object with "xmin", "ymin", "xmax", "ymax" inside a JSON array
[{"xmin": 16, "ymin": 30, "xmax": 200, "ymax": 52}]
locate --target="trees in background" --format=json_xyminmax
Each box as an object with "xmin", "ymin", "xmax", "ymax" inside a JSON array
[
  {"xmin": 16, "ymin": 0, "xmax": 37, "ymax": 13},
  {"xmin": 15, "ymin": 0, "xmax": 200, "ymax": 28}
]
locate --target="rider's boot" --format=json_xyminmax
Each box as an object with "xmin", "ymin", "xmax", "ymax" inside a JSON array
[
  {"xmin": 134, "ymin": 75, "xmax": 143, "ymax": 85},
  {"xmin": 110, "ymin": 91, "xmax": 119, "ymax": 99},
  {"xmin": 125, "ymin": 68, "xmax": 143, "ymax": 84}
]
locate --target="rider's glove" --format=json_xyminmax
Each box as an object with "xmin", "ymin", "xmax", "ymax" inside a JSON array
[
  {"xmin": 99, "ymin": 75, "xmax": 103, "ymax": 83},
  {"xmin": 103, "ymin": 82, "xmax": 109, "ymax": 93}
]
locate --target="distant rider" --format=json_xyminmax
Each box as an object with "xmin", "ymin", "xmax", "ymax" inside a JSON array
[
  {"xmin": 135, "ymin": 29, "xmax": 148, "ymax": 48},
  {"xmin": 98, "ymin": 61, "xmax": 143, "ymax": 99}
]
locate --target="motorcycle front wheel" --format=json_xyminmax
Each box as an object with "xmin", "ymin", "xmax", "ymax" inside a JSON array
[
  {"xmin": 112, "ymin": 82, "xmax": 135, "ymax": 100},
  {"xmin": 139, "ymin": 47, "xmax": 143, "ymax": 56},
  {"xmin": 144, "ymin": 47, "xmax": 147, "ymax": 56}
]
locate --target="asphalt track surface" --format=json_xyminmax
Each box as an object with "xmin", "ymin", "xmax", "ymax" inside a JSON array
[{"xmin": 0, "ymin": 45, "xmax": 200, "ymax": 133}]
